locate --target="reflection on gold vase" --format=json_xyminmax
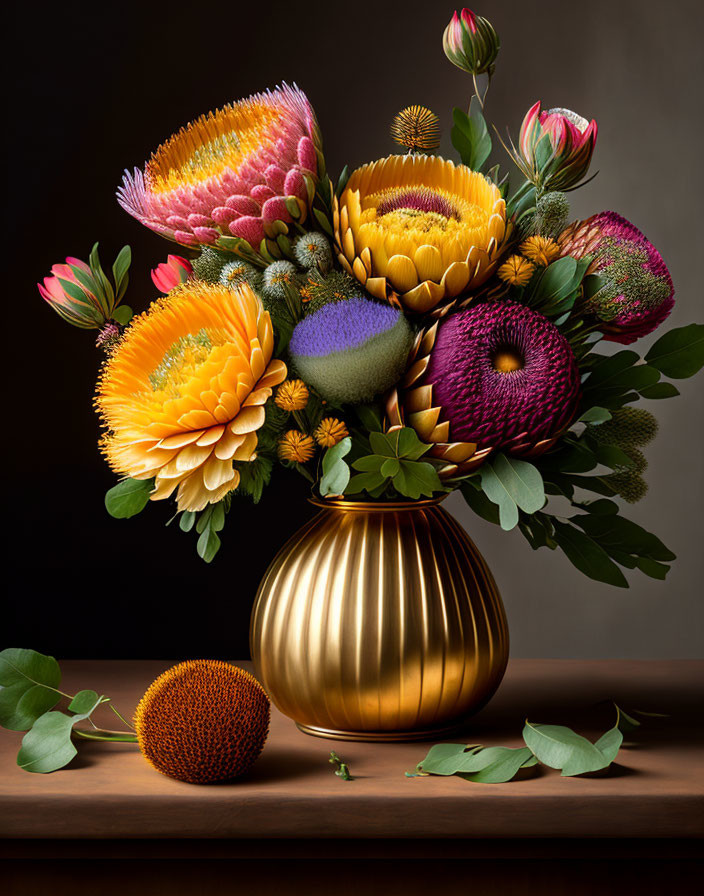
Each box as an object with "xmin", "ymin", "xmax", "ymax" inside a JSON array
[{"xmin": 250, "ymin": 496, "xmax": 508, "ymax": 741}]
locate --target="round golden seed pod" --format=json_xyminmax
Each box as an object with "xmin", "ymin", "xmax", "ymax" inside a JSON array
[{"xmin": 134, "ymin": 660, "xmax": 270, "ymax": 784}]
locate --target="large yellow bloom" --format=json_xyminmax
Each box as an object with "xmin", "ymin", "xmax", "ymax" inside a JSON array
[
  {"xmin": 334, "ymin": 154, "xmax": 509, "ymax": 313},
  {"xmin": 97, "ymin": 282, "xmax": 286, "ymax": 512}
]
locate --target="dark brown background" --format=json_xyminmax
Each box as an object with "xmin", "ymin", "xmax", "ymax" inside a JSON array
[{"xmin": 5, "ymin": 0, "xmax": 703, "ymax": 659}]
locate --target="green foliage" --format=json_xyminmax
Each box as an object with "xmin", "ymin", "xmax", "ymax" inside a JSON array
[
  {"xmin": 410, "ymin": 704, "xmax": 657, "ymax": 784},
  {"xmin": 1, "ymin": 649, "xmax": 137, "ymax": 774},
  {"xmin": 319, "ymin": 437, "xmax": 352, "ymax": 497},
  {"xmin": 346, "ymin": 428, "xmax": 444, "ymax": 500},
  {"xmin": 237, "ymin": 456, "xmax": 274, "ymax": 504},
  {"xmin": 0, "ymin": 649, "xmax": 62, "ymax": 731},
  {"xmin": 478, "ymin": 454, "xmax": 545, "ymax": 531},
  {"xmin": 451, "ymin": 98, "xmax": 492, "ymax": 172},
  {"xmin": 644, "ymin": 323, "xmax": 704, "ymax": 379},
  {"xmin": 105, "ymin": 478, "xmax": 153, "ymax": 519},
  {"xmin": 194, "ymin": 501, "xmax": 227, "ymax": 563}
]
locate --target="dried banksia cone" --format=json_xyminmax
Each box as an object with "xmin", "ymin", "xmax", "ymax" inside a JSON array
[{"xmin": 134, "ymin": 660, "xmax": 270, "ymax": 784}]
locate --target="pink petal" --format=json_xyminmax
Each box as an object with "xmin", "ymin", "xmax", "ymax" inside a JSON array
[
  {"xmin": 192, "ymin": 226, "xmax": 219, "ymax": 243},
  {"xmin": 226, "ymin": 195, "xmax": 260, "ymax": 215},
  {"xmin": 284, "ymin": 169, "xmax": 307, "ymax": 200},
  {"xmin": 261, "ymin": 196, "xmax": 292, "ymax": 225},
  {"xmin": 264, "ymin": 164, "xmax": 286, "ymax": 192},
  {"xmin": 297, "ymin": 136, "xmax": 317, "ymax": 173},
  {"xmin": 229, "ymin": 216, "xmax": 265, "ymax": 245},
  {"xmin": 251, "ymin": 184, "xmax": 276, "ymax": 203}
]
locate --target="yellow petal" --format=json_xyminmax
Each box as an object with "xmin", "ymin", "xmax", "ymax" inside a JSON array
[
  {"xmin": 230, "ymin": 405, "xmax": 265, "ymax": 435},
  {"xmin": 413, "ymin": 245, "xmax": 444, "ymax": 282},
  {"xmin": 386, "ymin": 254, "xmax": 418, "ymax": 293}
]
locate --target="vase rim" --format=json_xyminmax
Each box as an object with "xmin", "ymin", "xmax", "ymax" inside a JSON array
[{"xmin": 309, "ymin": 495, "xmax": 447, "ymax": 512}]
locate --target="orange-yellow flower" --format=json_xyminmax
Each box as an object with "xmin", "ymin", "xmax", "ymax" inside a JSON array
[
  {"xmin": 520, "ymin": 235, "xmax": 561, "ymax": 266},
  {"xmin": 498, "ymin": 254, "xmax": 535, "ymax": 286},
  {"xmin": 275, "ymin": 379, "xmax": 309, "ymax": 411},
  {"xmin": 97, "ymin": 282, "xmax": 286, "ymax": 512},
  {"xmin": 314, "ymin": 418, "xmax": 349, "ymax": 448},
  {"xmin": 334, "ymin": 154, "xmax": 509, "ymax": 313},
  {"xmin": 278, "ymin": 430, "xmax": 315, "ymax": 463}
]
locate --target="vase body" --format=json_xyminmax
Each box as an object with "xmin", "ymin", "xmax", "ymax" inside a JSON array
[{"xmin": 250, "ymin": 497, "xmax": 509, "ymax": 741}]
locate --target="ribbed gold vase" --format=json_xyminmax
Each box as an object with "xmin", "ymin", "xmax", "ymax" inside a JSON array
[{"xmin": 250, "ymin": 497, "xmax": 509, "ymax": 741}]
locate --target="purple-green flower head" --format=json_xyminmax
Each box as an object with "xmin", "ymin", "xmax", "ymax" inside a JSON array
[
  {"xmin": 293, "ymin": 232, "xmax": 332, "ymax": 273},
  {"xmin": 425, "ymin": 301, "xmax": 580, "ymax": 449},
  {"xmin": 289, "ymin": 296, "xmax": 413, "ymax": 404}
]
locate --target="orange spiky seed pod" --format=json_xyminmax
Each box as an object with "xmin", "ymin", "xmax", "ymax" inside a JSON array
[{"xmin": 134, "ymin": 660, "xmax": 270, "ymax": 784}]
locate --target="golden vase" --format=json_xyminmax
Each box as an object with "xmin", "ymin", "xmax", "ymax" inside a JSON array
[{"xmin": 250, "ymin": 497, "xmax": 509, "ymax": 741}]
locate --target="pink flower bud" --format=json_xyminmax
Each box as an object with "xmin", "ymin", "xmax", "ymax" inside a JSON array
[
  {"xmin": 151, "ymin": 255, "xmax": 193, "ymax": 293},
  {"xmin": 443, "ymin": 8, "xmax": 500, "ymax": 76},
  {"xmin": 517, "ymin": 102, "xmax": 598, "ymax": 192}
]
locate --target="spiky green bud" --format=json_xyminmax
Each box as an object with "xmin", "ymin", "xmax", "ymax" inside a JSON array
[
  {"xmin": 535, "ymin": 191, "xmax": 569, "ymax": 239},
  {"xmin": 301, "ymin": 270, "xmax": 359, "ymax": 314},
  {"xmin": 594, "ymin": 408, "xmax": 658, "ymax": 450},
  {"xmin": 191, "ymin": 247, "xmax": 236, "ymax": 283},
  {"xmin": 607, "ymin": 469, "xmax": 648, "ymax": 504}
]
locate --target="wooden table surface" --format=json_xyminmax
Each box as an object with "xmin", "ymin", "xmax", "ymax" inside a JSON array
[{"xmin": 1, "ymin": 659, "xmax": 702, "ymax": 841}]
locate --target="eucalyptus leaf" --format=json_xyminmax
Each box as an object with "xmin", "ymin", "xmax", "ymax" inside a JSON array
[
  {"xmin": 197, "ymin": 526, "xmax": 221, "ymax": 563},
  {"xmin": 480, "ymin": 455, "xmax": 545, "ymax": 531},
  {"xmin": 179, "ymin": 511, "xmax": 196, "ymax": 532},
  {"xmin": 460, "ymin": 481, "xmax": 501, "ymax": 526},
  {"xmin": 578, "ymin": 407, "xmax": 612, "ymax": 424},
  {"xmin": 68, "ymin": 690, "xmax": 100, "ymax": 714},
  {"xmin": 105, "ymin": 478, "xmax": 153, "ymax": 519},
  {"xmin": 17, "ymin": 691, "xmax": 103, "ymax": 774},
  {"xmin": 458, "ymin": 747, "xmax": 538, "ymax": 784},
  {"xmin": 0, "ymin": 649, "xmax": 62, "ymax": 731},
  {"xmin": 522, "ymin": 720, "xmax": 623, "ymax": 776},
  {"xmin": 319, "ymin": 437, "xmax": 352, "ymax": 497}
]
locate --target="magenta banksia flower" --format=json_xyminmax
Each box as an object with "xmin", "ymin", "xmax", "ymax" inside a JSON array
[
  {"xmin": 151, "ymin": 255, "xmax": 193, "ymax": 293},
  {"xmin": 559, "ymin": 212, "xmax": 674, "ymax": 344},
  {"xmin": 425, "ymin": 301, "xmax": 580, "ymax": 449},
  {"xmin": 516, "ymin": 102, "xmax": 597, "ymax": 192},
  {"xmin": 443, "ymin": 9, "xmax": 500, "ymax": 77},
  {"xmin": 117, "ymin": 84, "xmax": 320, "ymax": 251}
]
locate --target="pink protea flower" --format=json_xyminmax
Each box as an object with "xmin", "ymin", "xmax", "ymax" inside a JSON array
[
  {"xmin": 559, "ymin": 211, "xmax": 674, "ymax": 344},
  {"xmin": 117, "ymin": 84, "xmax": 321, "ymax": 252},
  {"xmin": 151, "ymin": 255, "xmax": 193, "ymax": 293},
  {"xmin": 443, "ymin": 9, "xmax": 500, "ymax": 76},
  {"xmin": 516, "ymin": 101, "xmax": 597, "ymax": 192},
  {"xmin": 425, "ymin": 301, "xmax": 581, "ymax": 449}
]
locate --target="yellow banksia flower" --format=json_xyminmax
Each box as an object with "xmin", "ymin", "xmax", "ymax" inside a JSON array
[
  {"xmin": 96, "ymin": 282, "xmax": 286, "ymax": 512},
  {"xmin": 314, "ymin": 417, "xmax": 349, "ymax": 448},
  {"xmin": 278, "ymin": 430, "xmax": 315, "ymax": 463},
  {"xmin": 334, "ymin": 154, "xmax": 509, "ymax": 313},
  {"xmin": 520, "ymin": 235, "xmax": 561, "ymax": 266},
  {"xmin": 275, "ymin": 379, "xmax": 309, "ymax": 411},
  {"xmin": 498, "ymin": 254, "xmax": 535, "ymax": 286}
]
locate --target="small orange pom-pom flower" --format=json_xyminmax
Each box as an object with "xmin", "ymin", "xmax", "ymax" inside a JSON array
[
  {"xmin": 498, "ymin": 254, "xmax": 535, "ymax": 286},
  {"xmin": 275, "ymin": 379, "xmax": 309, "ymax": 411},
  {"xmin": 278, "ymin": 430, "xmax": 315, "ymax": 463},
  {"xmin": 520, "ymin": 235, "xmax": 561, "ymax": 266},
  {"xmin": 134, "ymin": 660, "xmax": 270, "ymax": 784},
  {"xmin": 314, "ymin": 418, "xmax": 349, "ymax": 448}
]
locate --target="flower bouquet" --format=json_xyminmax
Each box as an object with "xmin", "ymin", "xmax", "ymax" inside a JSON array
[{"xmin": 39, "ymin": 9, "xmax": 703, "ymax": 738}]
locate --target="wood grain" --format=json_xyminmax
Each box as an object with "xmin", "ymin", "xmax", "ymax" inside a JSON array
[{"xmin": 1, "ymin": 659, "xmax": 702, "ymax": 840}]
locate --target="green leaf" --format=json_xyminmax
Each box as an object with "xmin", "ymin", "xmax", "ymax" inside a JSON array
[
  {"xmin": 105, "ymin": 478, "xmax": 153, "ymax": 519},
  {"xmin": 392, "ymin": 460, "xmax": 443, "ymax": 499},
  {"xmin": 458, "ymin": 747, "xmax": 538, "ymax": 784},
  {"xmin": 112, "ymin": 245, "xmax": 132, "ymax": 301},
  {"xmin": 552, "ymin": 521, "xmax": 629, "ymax": 587},
  {"xmin": 635, "ymin": 556, "xmax": 670, "ymax": 579},
  {"xmin": 522, "ymin": 720, "xmax": 623, "ymax": 776},
  {"xmin": 614, "ymin": 704, "xmax": 641, "ymax": 734},
  {"xmin": 197, "ymin": 526, "xmax": 221, "ymax": 563},
  {"xmin": 395, "ymin": 427, "xmax": 431, "ymax": 460},
  {"xmin": 573, "ymin": 514, "xmax": 675, "ymax": 563},
  {"xmin": 415, "ymin": 742, "xmax": 536, "ymax": 784},
  {"xmin": 369, "ymin": 430, "xmax": 397, "ymax": 457},
  {"xmin": 645, "ymin": 323, "xmax": 704, "ymax": 379},
  {"xmin": 179, "ymin": 511, "xmax": 196, "ymax": 532},
  {"xmin": 381, "ymin": 458, "xmax": 400, "ymax": 478},
  {"xmin": 346, "ymin": 471, "xmax": 386, "ymax": 495},
  {"xmin": 112, "ymin": 304, "xmax": 133, "ymax": 325},
  {"xmin": 17, "ymin": 712, "xmax": 78, "ymax": 773},
  {"xmin": 320, "ymin": 437, "xmax": 352, "ymax": 497},
  {"xmin": 355, "ymin": 404, "xmax": 384, "ymax": 433},
  {"xmin": 532, "ymin": 256, "xmax": 577, "ymax": 305},
  {"xmin": 451, "ymin": 100, "xmax": 492, "ymax": 172},
  {"xmin": 16, "ymin": 689, "xmax": 103, "ymax": 775},
  {"xmin": 579, "ymin": 407, "xmax": 612, "ymax": 424},
  {"xmin": 0, "ymin": 649, "xmax": 62, "ymax": 731},
  {"xmin": 639, "ymin": 382, "xmax": 680, "ymax": 399},
  {"xmin": 480, "ymin": 455, "xmax": 545, "ymax": 531},
  {"xmin": 459, "ymin": 481, "xmax": 501, "ymax": 526},
  {"xmin": 68, "ymin": 690, "xmax": 99, "ymax": 714},
  {"xmin": 352, "ymin": 455, "xmax": 385, "ymax": 472}
]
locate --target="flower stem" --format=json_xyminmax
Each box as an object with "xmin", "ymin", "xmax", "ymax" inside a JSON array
[
  {"xmin": 106, "ymin": 701, "xmax": 136, "ymax": 732},
  {"xmin": 73, "ymin": 728, "xmax": 138, "ymax": 743}
]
